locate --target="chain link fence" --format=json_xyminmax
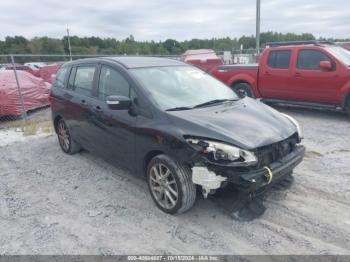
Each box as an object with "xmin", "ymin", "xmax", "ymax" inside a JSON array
[{"xmin": 217, "ymin": 49, "xmax": 264, "ymax": 64}]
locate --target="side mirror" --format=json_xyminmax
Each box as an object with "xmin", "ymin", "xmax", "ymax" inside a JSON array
[
  {"xmin": 106, "ymin": 95, "xmax": 131, "ymax": 110},
  {"xmin": 319, "ymin": 61, "xmax": 332, "ymax": 70}
]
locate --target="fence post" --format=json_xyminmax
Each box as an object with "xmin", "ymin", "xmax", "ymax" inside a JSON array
[{"xmin": 10, "ymin": 55, "xmax": 27, "ymax": 120}]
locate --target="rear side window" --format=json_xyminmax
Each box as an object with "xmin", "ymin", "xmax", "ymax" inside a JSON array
[
  {"xmin": 67, "ymin": 67, "xmax": 77, "ymax": 90},
  {"xmin": 73, "ymin": 66, "xmax": 96, "ymax": 96},
  {"xmin": 98, "ymin": 66, "xmax": 130, "ymax": 100},
  {"xmin": 297, "ymin": 50, "xmax": 332, "ymax": 70},
  {"xmin": 268, "ymin": 50, "xmax": 291, "ymax": 69},
  {"xmin": 54, "ymin": 66, "xmax": 68, "ymax": 88}
]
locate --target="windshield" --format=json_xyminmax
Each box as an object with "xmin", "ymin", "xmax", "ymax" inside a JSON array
[
  {"xmin": 326, "ymin": 46, "xmax": 350, "ymax": 66},
  {"xmin": 130, "ymin": 66, "xmax": 238, "ymax": 110}
]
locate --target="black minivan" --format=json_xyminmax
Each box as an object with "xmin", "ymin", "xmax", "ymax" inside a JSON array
[{"xmin": 50, "ymin": 57, "xmax": 305, "ymax": 214}]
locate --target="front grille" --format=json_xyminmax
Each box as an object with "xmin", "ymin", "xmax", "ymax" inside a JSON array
[{"xmin": 257, "ymin": 134, "xmax": 298, "ymax": 168}]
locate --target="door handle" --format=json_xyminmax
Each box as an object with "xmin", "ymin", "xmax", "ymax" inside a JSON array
[
  {"xmin": 294, "ymin": 72, "xmax": 302, "ymax": 77},
  {"xmin": 93, "ymin": 105, "xmax": 102, "ymax": 112},
  {"xmin": 264, "ymin": 71, "xmax": 271, "ymax": 76}
]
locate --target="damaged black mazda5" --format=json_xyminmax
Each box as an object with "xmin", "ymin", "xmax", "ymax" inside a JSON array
[{"xmin": 50, "ymin": 57, "xmax": 305, "ymax": 214}]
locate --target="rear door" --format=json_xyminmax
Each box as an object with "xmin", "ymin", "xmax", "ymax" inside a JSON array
[
  {"xmin": 87, "ymin": 64, "xmax": 137, "ymax": 170},
  {"xmin": 259, "ymin": 49, "xmax": 293, "ymax": 99},
  {"xmin": 291, "ymin": 49, "xmax": 339, "ymax": 104},
  {"xmin": 64, "ymin": 64, "xmax": 98, "ymax": 148}
]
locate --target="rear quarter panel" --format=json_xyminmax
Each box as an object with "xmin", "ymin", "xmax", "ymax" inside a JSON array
[{"xmin": 211, "ymin": 65, "xmax": 260, "ymax": 97}]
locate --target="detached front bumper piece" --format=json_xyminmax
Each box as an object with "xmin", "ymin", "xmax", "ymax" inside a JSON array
[{"xmin": 222, "ymin": 145, "xmax": 305, "ymax": 193}]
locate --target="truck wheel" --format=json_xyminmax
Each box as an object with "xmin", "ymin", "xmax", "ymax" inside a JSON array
[
  {"xmin": 232, "ymin": 83, "xmax": 255, "ymax": 98},
  {"xmin": 345, "ymin": 97, "xmax": 350, "ymax": 117},
  {"xmin": 56, "ymin": 119, "xmax": 81, "ymax": 154},
  {"xmin": 147, "ymin": 154, "xmax": 196, "ymax": 214}
]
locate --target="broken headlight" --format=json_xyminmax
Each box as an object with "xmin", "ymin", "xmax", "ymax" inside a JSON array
[
  {"xmin": 186, "ymin": 138, "xmax": 257, "ymax": 166},
  {"xmin": 282, "ymin": 113, "xmax": 303, "ymax": 139}
]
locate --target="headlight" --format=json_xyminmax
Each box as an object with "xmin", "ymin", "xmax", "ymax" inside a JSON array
[
  {"xmin": 186, "ymin": 138, "xmax": 257, "ymax": 166},
  {"xmin": 282, "ymin": 113, "xmax": 303, "ymax": 139}
]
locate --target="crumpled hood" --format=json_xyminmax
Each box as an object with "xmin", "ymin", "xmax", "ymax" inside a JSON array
[{"xmin": 166, "ymin": 97, "xmax": 297, "ymax": 150}]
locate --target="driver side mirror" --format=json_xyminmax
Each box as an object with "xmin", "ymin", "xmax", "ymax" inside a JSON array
[
  {"xmin": 319, "ymin": 61, "xmax": 332, "ymax": 71},
  {"xmin": 106, "ymin": 95, "xmax": 131, "ymax": 110}
]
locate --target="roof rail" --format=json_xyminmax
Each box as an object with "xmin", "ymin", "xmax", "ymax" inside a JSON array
[{"xmin": 266, "ymin": 40, "xmax": 335, "ymax": 47}]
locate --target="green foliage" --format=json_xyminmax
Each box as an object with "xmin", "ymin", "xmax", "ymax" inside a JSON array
[{"xmin": 0, "ymin": 32, "xmax": 348, "ymax": 59}]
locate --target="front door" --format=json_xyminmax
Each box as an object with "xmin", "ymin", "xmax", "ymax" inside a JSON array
[
  {"xmin": 291, "ymin": 49, "xmax": 340, "ymax": 104},
  {"xmin": 88, "ymin": 65, "xmax": 137, "ymax": 170}
]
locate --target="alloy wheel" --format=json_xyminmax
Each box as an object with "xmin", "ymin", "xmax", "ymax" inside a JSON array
[
  {"xmin": 149, "ymin": 163, "xmax": 179, "ymax": 209},
  {"xmin": 57, "ymin": 120, "xmax": 70, "ymax": 152}
]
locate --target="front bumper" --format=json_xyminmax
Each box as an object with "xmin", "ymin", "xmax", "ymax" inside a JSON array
[{"xmin": 218, "ymin": 145, "xmax": 305, "ymax": 193}]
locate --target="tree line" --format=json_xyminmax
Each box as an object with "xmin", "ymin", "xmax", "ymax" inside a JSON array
[{"xmin": 0, "ymin": 32, "xmax": 349, "ymax": 63}]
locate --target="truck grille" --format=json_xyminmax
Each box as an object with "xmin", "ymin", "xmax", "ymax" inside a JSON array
[{"xmin": 257, "ymin": 134, "xmax": 298, "ymax": 168}]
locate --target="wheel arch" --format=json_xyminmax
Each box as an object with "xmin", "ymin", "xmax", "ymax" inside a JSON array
[
  {"xmin": 228, "ymin": 74, "xmax": 259, "ymax": 97},
  {"xmin": 344, "ymin": 93, "xmax": 350, "ymax": 107},
  {"xmin": 143, "ymin": 150, "xmax": 165, "ymax": 176},
  {"xmin": 53, "ymin": 115, "xmax": 62, "ymax": 133},
  {"xmin": 231, "ymin": 79, "xmax": 251, "ymax": 88}
]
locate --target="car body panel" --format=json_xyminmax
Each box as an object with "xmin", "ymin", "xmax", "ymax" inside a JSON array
[{"xmin": 166, "ymin": 98, "xmax": 296, "ymax": 150}]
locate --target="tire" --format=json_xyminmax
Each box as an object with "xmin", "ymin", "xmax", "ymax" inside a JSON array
[
  {"xmin": 56, "ymin": 119, "xmax": 81, "ymax": 155},
  {"xmin": 147, "ymin": 154, "xmax": 196, "ymax": 214},
  {"xmin": 345, "ymin": 97, "xmax": 350, "ymax": 117},
  {"xmin": 232, "ymin": 83, "xmax": 255, "ymax": 98}
]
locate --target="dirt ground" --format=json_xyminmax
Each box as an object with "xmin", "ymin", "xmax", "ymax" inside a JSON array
[{"xmin": 0, "ymin": 107, "xmax": 349, "ymax": 255}]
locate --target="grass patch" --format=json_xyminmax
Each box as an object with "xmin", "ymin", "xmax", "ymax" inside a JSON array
[{"xmin": 21, "ymin": 121, "xmax": 54, "ymax": 136}]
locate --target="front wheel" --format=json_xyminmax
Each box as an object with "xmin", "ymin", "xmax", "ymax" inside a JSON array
[
  {"xmin": 232, "ymin": 83, "xmax": 255, "ymax": 98},
  {"xmin": 147, "ymin": 154, "xmax": 196, "ymax": 214}
]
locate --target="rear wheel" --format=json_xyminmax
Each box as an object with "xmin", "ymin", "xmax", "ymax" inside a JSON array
[
  {"xmin": 232, "ymin": 83, "xmax": 255, "ymax": 98},
  {"xmin": 56, "ymin": 119, "xmax": 81, "ymax": 154},
  {"xmin": 345, "ymin": 97, "xmax": 350, "ymax": 117},
  {"xmin": 147, "ymin": 154, "xmax": 196, "ymax": 214}
]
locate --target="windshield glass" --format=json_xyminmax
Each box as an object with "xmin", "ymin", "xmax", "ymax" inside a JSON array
[
  {"xmin": 326, "ymin": 46, "xmax": 350, "ymax": 66},
  {"xmin": 130, "ymin": 66, "xmax": 238, "ymax": 110}
]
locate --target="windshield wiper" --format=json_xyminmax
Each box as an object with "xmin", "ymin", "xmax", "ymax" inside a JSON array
[
  {"xmin": 193, "ymin": 98, "xmax": 238, "ymax": 108},
  {"xmin": 166, "ymin": 106, "xmax": 193, "ymax": 111}
]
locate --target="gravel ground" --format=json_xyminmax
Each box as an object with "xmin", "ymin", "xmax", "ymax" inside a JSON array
[{"xmin": 0, "ymin": 107, "xmax": 349, "ymax": 255}]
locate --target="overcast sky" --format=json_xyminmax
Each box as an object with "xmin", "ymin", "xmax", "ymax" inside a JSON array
[{"xmin": 0, "ymin": 0, "xmax": 348, "ymax": 41}]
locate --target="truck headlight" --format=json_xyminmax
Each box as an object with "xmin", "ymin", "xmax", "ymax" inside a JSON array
[
  {"xmin": 282, "ymin": 113, "xmax": 303, "ymax": 139},
  {"xmin": 186, "ymin": 138, "xmax": 257, "ymax": 165}
]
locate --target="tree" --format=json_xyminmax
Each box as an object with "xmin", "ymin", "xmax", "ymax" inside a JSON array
[{"xmin": 0, "ymin": 32, "xmax": 346, "ymax": 59}]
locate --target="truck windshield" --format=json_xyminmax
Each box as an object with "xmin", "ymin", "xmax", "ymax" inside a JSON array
[
  {"xmin": 131, "ymin": 66, "xmax": 238, "ymax": 111},
  {"xmin": 326, "ymin": 46, "xmax": 350, "ymax": 66}
]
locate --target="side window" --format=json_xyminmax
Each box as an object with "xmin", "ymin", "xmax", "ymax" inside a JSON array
[
  {"xmin": 297, "ymin": 50, "xmax": 332, "ymax": 70},
  {"xmin": 98, "ymin": 66, "xmax": 130, "ymax": 100},
  {"xmin": 67, "ymin": 67, "xmax": 76, "ymax": 90},
  {"xmin": 73, "ymin": 66, "xmax": 96, "ymax": 96},
  {"xmin": 54, "ymin": 66, "xmax": 68, "ymax": 88},
  {"xmin": 268, "ymin": 50, "xmax": 291, "ymax": 69}
]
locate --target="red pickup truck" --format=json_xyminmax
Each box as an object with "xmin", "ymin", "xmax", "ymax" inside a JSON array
[{"xmin": 211, "ymin": 41, "xmax": 350, "ymax": 115}]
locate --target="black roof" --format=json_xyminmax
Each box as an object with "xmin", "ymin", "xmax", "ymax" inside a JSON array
[
  {"xmin": 107, "ymin": 56, "xmax": 186, "ymax": 68},
  {"xmin": 69, "ymin": 56, "xmax": 186, "ymax": 69}
]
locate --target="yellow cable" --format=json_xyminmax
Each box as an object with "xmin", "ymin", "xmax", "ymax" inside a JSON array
[{"xmin": 263, "ymin": 166, "xmax": 273, "ymax": 184}]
